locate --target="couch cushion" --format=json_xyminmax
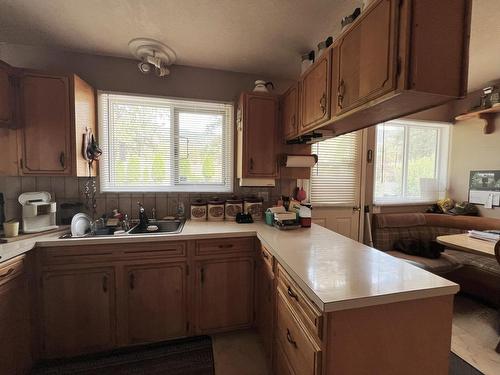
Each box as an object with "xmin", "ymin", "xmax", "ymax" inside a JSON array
[
  {"xmin": 386, "ymin": 250, "xmax": 462, "ymax": 274},
  {"xmin": 444, "ymin": 249, "xmax": 500, "ymax": 276}
]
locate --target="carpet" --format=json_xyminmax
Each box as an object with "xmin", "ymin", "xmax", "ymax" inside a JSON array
[
  {"xmin": 450, "ymin": 352, "xmax": 484, "ymax": 375},
  {"xmin": 32, "ymin": 336, "xmax": 215, "ymax": 375}
]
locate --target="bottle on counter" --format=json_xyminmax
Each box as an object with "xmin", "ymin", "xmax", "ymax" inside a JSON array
[
  {"xmin": 207, "ymin": 198, "xmax": 225, "ymax": 221},
  {"xmin": 190, "ymin": 200, "xmax": 207, "ymax": 221}
]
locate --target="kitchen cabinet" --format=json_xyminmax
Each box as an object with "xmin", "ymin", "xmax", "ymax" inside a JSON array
[
  {"xmin": 123, "ymin": 262, "xmax": 188, "ymax": 345},
  {"xmin": 300, "ymin": 49, "xmax": 331, "ymax": 132},
  {"xmin": 256, "ymin": 245, "xmax": 274, "ymax": 364},
  {"xmin": 40, "ymin": 267, "xmax": 116, "ymax": 358},
  {"xmin": 0, "ymin": 255, "xmax": 32, "ymax": 375},
  {"xmin": 281, "ymin": 83, "xmax": 299, "ymax": 140},
  {"xmin": 18, "ymin": 71, "xmax": 96, "ymax": 176},
  {"xmin": 335, "ymin": 0, "xmax": 397, "ymax": 114},
  {"xmin": 0, "ymin": 60, "xmax": 17, "ymax": 128},
  {"xmin": 274, "ymin": 340, "xmax": 296, "ymax": 375},
  {"xmin": 237, "ymin": 92, "xmax": 279, "ymax": 179},
  {"xmin": 195, "ymin": 257, "xmax": 254, "ymax": 333}
]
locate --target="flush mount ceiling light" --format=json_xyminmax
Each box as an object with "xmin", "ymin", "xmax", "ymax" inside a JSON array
[{"xmin": 128, "ymin": 38, "xmax": 177, "ymax": 77}]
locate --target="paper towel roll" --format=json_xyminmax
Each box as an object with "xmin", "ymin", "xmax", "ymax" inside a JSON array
[{"xmin": 285, "ymin": 155, "xmax": 318, "ymax": 168}]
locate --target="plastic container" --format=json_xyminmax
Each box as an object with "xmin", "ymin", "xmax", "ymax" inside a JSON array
[
  {"xmin": 190, "ymin": 200, "xmax": 207, "ymax": 221},
  {"xmin": 207, "ymin": 198, "xmax": 225, "ymax": 221},
  {"xmin": 3, "ymin": 220, "xmax": 19, "ymax": 237},
  {"xmin": 265, "ymin": 211, "xmax": 274, "ymax": 225}
]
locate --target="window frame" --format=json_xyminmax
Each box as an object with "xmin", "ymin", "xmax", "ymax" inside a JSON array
[
  {"xmin": 373, "ymin": 119, "xmax": 451, "ymax": 206},
  {"xmin": 98, "ymin": 91, "xmax": 234, "ymax": 193}
]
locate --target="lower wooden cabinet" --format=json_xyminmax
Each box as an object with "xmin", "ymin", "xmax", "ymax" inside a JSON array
[
  {"xmin": 0, "ymin": 256, "xmax": 32, "ymax": 374},
  {"xmin": 274, "ymin": 340, "xmax": 296, "ymax": 375},
  {"xmin": 40, "ymin": 267, "xmax": 116, "ymax": 358},
  {"xmin": 256, "ymin": 246, "xmax": 274, "ymax": 364},
  {"xmin": 195, "ymin": 257, "xmax": 254, "ymax": 333},
  {"xmin": 123, "ymin": 262, "xmax": 187, "ymax": 345}
]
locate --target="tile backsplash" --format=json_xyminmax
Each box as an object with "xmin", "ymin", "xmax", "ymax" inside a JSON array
[{"xmin": 0, "ymin": 176, "xmax": 296, "ymax": 224}]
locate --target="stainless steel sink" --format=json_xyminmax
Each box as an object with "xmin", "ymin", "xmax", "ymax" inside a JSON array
[{"xmin": 128, "ymin": 219, "xmax": 185, "ymax": 235}]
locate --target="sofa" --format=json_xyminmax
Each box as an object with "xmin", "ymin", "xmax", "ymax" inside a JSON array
[{"xmin": 372, "ymin": 213, "xmax": 500, "ymax": 308}]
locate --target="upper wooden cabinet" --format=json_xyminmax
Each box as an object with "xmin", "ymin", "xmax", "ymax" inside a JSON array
[
  {"xmin": 300, "ymin": 49, "xmax": 331, "ymax": 132},
  {"xmin": 0, "ymin": 60, "xmax": 17, "ymax": 128},
  {"xmin": 335, "ymin": 0, "xmax": 397, "ymax": 114},
  {"xmin": 17, "ymin": 71, "xmax": 96, "ymax": 176},
  {"xmin": 237, "ymin": 92, "xmax": 279, "ymax": 179},
  {"xmin": 281, "ymin": 83, "xmax": 299, "ymax": 140}
]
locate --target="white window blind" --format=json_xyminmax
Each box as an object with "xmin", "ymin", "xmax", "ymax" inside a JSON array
[
  {"xmin": 310, "ymin": 131, "xmax": 361, "ymax": 206},
  {"xmin": 98, "ymin": 92, "xmax": 233, "ymax": 192},
  {"xmin": 374, "ymin": 119, "xmax": 450, "ymax": 205}
]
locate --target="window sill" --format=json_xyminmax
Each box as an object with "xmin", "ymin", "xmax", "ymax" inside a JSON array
[{"xmin": 373, "ymin": 202, "xmax": 434, "ymax": 207}]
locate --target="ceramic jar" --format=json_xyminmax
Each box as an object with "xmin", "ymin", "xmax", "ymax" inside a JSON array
[
  {"xmin": 244, "ymin": 197, "xmax": 263, "ymax": 221},
  {"xmin": 207, "ymin": 198, "xmax": 225, "ymax": 221},
  {"xmin": 190, "ymin": 200, "xmax": 207, "ymax": 221},
  {"xmin": 225, "ymin": 198, "xmax": 243, "ymax": 221}
]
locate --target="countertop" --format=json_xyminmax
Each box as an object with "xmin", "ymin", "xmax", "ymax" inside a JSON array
[{"xmin": 0, "ymin": 221, "xmax": 459, "ymax": 313}]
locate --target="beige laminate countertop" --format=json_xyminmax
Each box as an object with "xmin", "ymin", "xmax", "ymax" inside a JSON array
[{"xmin": 0, "ymin": 221, "xmax": 459, "ymax": 313}]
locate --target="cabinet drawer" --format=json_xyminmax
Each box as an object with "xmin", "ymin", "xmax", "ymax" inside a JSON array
[
  {"xmin": 260, "ymin": 244, "xmax": 274, "ymax": 275},
  {"xmin": 0, "ymin": 255, "xmax": 25, "ymax": 286},
  {"xmin": 276, "ymin": 288, "xmax": 321, "ymax": 375},
  {"xmin": 195, "ymin": 237, "xmax": 254, "ymax": 257},
  {"xmin": 277, "ymin": 264, "xmax": 323, "ymax": 339}
]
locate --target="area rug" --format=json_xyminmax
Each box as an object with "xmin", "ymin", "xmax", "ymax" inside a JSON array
[{"xmin": 33, "ymin": 336, "xmax": 215, "ymax": 375}]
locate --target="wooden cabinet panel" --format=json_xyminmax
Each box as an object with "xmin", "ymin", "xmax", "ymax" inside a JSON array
[
  {"xmin": 274, "ymin": 340, "xmax": 296, "ymax": 375},
  {"xmin": 20, "ymin": 73, "xmax": 71, "ymax": 174},
  {"xmin": 256, "ymin": 248, "xmax": 274, "ymax": 364},
  {"xmin": 195, "ymin": 257, "xmax": 254, "ymax": 333},
  {"xmin": 124, "ymin": 262, "xmax": 187, "ymax": 345},
  {"xmin": 0, "ymin": 60, "xmax": 16, "ymax": 128},
  {"xmin": 282, "ymin": 83, "xmax": 299, "ymax": 140},
  {"xmin": 238, "ymin": 92, "xmax": 279, "ymax": 178},
  {"xmin": 195, "ymin": 237, "xmax": 254, "ymax": 257},
  {"xmin": 336, "ymin": 0, "xmax": 397, "ymax": 114},
  {"xmin": 41, "ymin": 267, "xmax": 116, "ymax": 358},
  {"xmin": 300, "ymin": 50, "xmax": 331, "ymax": 132},
  {"xmin": 0, "ymin": 256, "xmax": 32, "ymax": 374}
]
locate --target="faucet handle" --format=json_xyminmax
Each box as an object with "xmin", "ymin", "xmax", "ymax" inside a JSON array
[{"xmin": 151, "ymin": 207, "xmax": 156, "ymax": 220}]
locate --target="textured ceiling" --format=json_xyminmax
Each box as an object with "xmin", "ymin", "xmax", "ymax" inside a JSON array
[{"xmin": 0, "ymin": 0, "xmax": 498, "ymax": 89}]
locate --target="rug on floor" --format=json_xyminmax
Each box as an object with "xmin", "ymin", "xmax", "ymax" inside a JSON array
[
  {"xmin": 32, "ymin": 336, "xmax": 215, "ymax": 375},
  {"xmin": 450, "ymin": 352, "xmax": 484, "ymax": 375}
]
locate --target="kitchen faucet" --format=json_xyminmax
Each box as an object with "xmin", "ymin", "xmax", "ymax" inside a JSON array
[{"xmin": 137, "ymin": 202, "xmax": 149, "ymax": 228}]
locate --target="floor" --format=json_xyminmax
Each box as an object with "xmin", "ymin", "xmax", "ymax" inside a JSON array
[
  {"xmin": 452, "ymin": 295, "xmax": 500, "ymax": 375},
  {"xmin": 212, "ymin": 330, "xmax": 270, "ymax": 375}
]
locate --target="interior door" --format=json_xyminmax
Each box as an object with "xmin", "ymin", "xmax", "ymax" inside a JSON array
[
  {"xmin": 124, "ymin": 262, "xmax": 187, "ymax": 344},
  {"xmin": 195, "ymin": 257, "xmax": 254, "ymax": 333},
  {"xmin": 20, "ymin": 73, "xmax": 71, "ymax": 174},
  {"xmin": 41, "ymin": 267, "xmax": 116, "ymax": 358},
  {"xmin": 310, "ymin": 130, "xmax": 363, "ymax": 240}
]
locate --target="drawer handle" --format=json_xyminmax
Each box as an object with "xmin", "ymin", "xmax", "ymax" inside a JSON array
[
  {"xmin": 219, "ymin": 244, "xmax": 234, "ymax": 249},
  {"xmin": 102, "ymin": 275, "xmax": 108, "ymax": 293},
  {"xmin": 249, "ymin": 157, "xmax": 254, "ymax": 170},
  {"xmin": 337, "ymin": 79, "xmax": 345, "ymax": 109},
  {"xmin": 287, "ymin": 286, "xmax": 299, "ymax": 301},
  {"xmin": 286, "ymin": 329, "xmax": 298, "ymax": 348},
  {"xmin": 129, "ymin": 273, "xmax": 135, "ymax": 290},
  {"xmin": 319, "ymin": 93, "xmax": 327, "ymax": 115},
  {"xmin": 200, "ymin": 267, "xmax": 205, "ymax": 285},
  {"xmin": 0, "ymin": 268, "xmax": 14, "ymax": 279},
  {"xmin": 59, "ymin": 152, "xmax": 66, "ymax": 168},
  {"xmin": 262, "ymin": 251, "xmax": 269, "ymax": 260}
]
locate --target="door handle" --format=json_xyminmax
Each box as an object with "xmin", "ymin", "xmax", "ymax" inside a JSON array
[
  {"xmin": 286, "ymin": 329, "xmax": 298, "ymax": 348},
  {"xmin": 102, "ymin": 275, "xmax": 108, "ymax": 293},
  {"xmin": 129, "ymin": 273, "xmax": 135, "ymax": 290},
  {"xmin": 338, "ymin": 79, "xmax": 345, "ymax": 109},
  {"xmin": 200, "ymin": 267, "xmax": 205, "ymax": 285},
  {"xmin": 249, "ymin": 157, "xmax": 254, "ymax": 170},
  {"xmin": 59, "ymin": 152, "xmax": 65, "ymax": 168},
  {"xmin": 352, "ymin": 206, "xmax": 361, "ymax": 212}
]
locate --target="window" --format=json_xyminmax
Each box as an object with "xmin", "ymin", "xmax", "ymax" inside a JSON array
[
  {"xmin": 374, "ymin": 119, "xmax": 450, "ymax": 205},
  {"xmin": 310, "ymin": 131, "xmax": 362, "ymax": 205},
  {"xmin": 98, "ymin": 92, "xmax": 233, "ymax": 192}
]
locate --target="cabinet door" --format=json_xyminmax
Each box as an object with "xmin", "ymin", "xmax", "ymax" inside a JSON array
[
  {"xmin": 282, "ymin": 83, "xmax": 299, "ymax": 140},
  {"xmin": 0, "ymin": 61, "xmax": 15, "ymax": 128},
  {"xmin": 256, "ymin": 257, "xmax": 274, "ymax": 364},
  {"xmin": 274, "ymin": 341, "xmax": 296, "ymax": 375},
  {"xmin": 124, "ymin": 262, "xmax": 187, "ymax": 345},
  {"xmin": 41, "ymin": 267, "xmax": 116, "ymax": 358},
  {"xmin": 196, "ymin": 257, "xmax": 254, "ymax": 333},
  {"xmin": 242, "ymin": 93, "xmax": 279, "ymax": 178},
  {"xmin": 0, "ymin": 268, "xmax": 32, "ymax": 374},
  {"xmin": 20, "ymin": 73, "xmax": 71, "ymax": 175},
  {"xmin": 300, "ymin": 50, "xmax": 331, "ymax": 132},
  {"xmin": 336, "ymin": 0, "xmax": 398, "ymax": 114}
]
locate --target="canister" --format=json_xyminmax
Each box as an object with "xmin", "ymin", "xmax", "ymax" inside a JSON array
[
  {"xmin": 244, "ymin": 197, "xmax": 263, "ymax": 221},
  {"xmin": 190, "ymin": 200, "xmax": 207, "ymax": 221},
  {"xmin": 207, "ymin": 198, "xmax": 225, "ymax": 221},
  {"xmin": 225, "ymin": 197, "xmax": 243, "ymax": 221}
]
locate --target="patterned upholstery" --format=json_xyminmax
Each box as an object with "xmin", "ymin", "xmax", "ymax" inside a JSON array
[{"xmin": 445, "ymin": 249, "xmax": 500, "ymax": 275}]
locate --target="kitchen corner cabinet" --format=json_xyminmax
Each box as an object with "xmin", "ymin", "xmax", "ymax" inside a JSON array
[
  {"xmin": 300, "ymin": 49, "xmax": 331, "ymax": 132},
  {"xmin": 0, "ymin": 60, "xmax": 17, "ymax": 128},
  {"xmin": 0, "ymin": 255, "xmax": 33, "ymax": 375},
  {"xmin": 237, "ymin": 92, "xmax": 279, "ymax": 178},
  {"xmin": 123, "ymin": 262, "xmax": 188, "ymax": 345},
  {"xmin": 40, "ymin": 267, "xmax": 116, "ymax": 358},
  {"xmin": 18, "ymin": 71, "xmax": 96, "ymax": 177},
  {"xmin": 281, "ymin": 83, "xmax": 299, "ymax": 140},
  {"xmin": 256, "ymin": 245, "xmax": 275, "ymax": 364}
]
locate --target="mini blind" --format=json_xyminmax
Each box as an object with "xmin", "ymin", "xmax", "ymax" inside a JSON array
[
  {"xmin": 99, "ymin": 92, "xmax": 233, "ymax": 192},
  {"xmin": 310, "ymin": 132, "xmax": 361, "ymax": 206}
]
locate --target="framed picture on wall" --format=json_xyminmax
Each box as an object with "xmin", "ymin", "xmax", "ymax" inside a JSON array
[{"xmin": 468, "ymin": 170, "xmax": 500, "ymax": 207}]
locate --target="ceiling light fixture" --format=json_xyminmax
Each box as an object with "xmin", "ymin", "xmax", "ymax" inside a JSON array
[{"xmin": 128, "ymin": 38, "xmax": 176, "ymax": 78}]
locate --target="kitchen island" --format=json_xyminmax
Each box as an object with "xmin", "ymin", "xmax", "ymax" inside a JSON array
[{"xmin": 0, "ymin": 221, "xmax": 458, "ymax": 374}]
